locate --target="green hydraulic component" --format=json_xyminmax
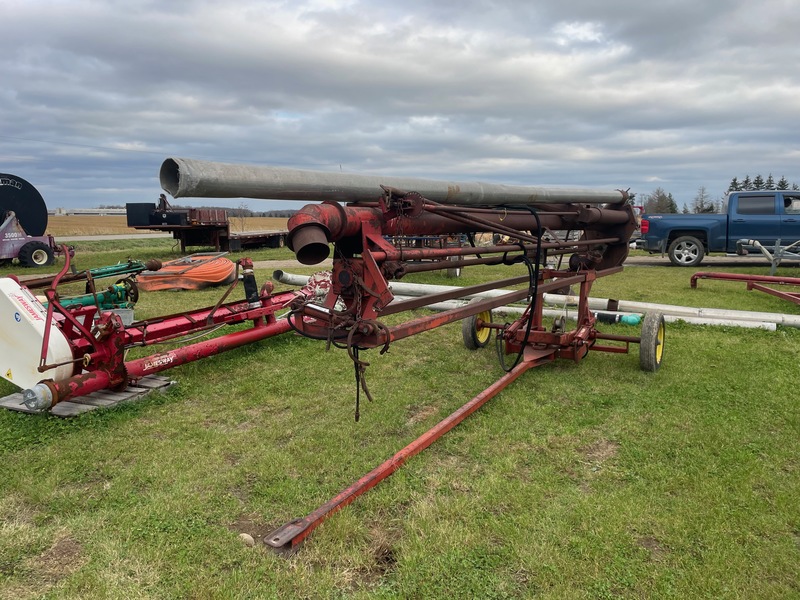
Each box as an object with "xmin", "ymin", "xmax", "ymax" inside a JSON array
[
  {"xmin": 22, "ymin": 259, "xmax": 161, "ymax": 290},
  {"xmin": 86, "ymin": 260, "xmax": 151, "ymax": 281},
  {"xmin": 45, "ymin": 280, "xmax": 138, "ymax": 311},
  {"xmin": 27, "ymin": 258, "xmax": 156, "ymax": 313}
]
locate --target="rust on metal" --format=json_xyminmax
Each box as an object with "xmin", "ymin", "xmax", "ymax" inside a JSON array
[
  {"xmin": 19, "ymin": 251, "xmax": 303, "ymax": 411},
  {"xmin": 265, "ymin": 359, "xmax": 534, "ymax": 554},
  {"xmin": 691, "ymin": 271, "xmax": 800, "ymax": 305},
  {"xmin": 259, "ymin": 179, "xmax": 651, "ymax": 552}
]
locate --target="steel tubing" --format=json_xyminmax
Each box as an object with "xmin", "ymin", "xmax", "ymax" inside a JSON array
[
  {"xmin": 286, "ymin": 202, "xmax": 632, "ymax": 265},
  {"xmin": 265, "ymin": 358, "xmax": 534, "ymax": 554},
  {"xmin": 690, "ymin": 271, "xmax": 800, "ymax": 288},
  {"xmin": 160, "ymin": 157, "xmax": 628, "ymax": 206},
  {"xmin": 22, "ymin": 318, "xmax": 292, "ymax": 410},
  {"xmin": 274, "ymin": 272, "xmax": 783, "ymax": 330}
]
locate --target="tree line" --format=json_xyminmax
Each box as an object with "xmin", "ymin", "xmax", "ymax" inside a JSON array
[{"xmin": 641, "ymin": 173, "xmax": 799, "ymax": 214}]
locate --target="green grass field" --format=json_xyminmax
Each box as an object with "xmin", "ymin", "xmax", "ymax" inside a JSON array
[{"xmin": 1, "ymin": 241, "xmax": 798, "ymax": 599}]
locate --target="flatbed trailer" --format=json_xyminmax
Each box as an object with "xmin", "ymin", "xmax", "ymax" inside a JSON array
[{"xmin": 125, "ymin": 197, "xmax": 287, "ymax": 252}]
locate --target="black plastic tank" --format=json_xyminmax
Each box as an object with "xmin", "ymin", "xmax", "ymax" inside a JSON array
[{"xmin": 0, "ymin": 173, "xmax": 48, "ymax": 236}]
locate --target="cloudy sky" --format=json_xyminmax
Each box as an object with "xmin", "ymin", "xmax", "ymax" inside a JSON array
[{"xmin": 2, "ymin": 0, "xmax": 799, "ymax": 211}]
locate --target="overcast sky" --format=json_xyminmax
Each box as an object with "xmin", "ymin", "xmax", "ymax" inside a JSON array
[{"xmin": 2, "ymin": 0, "xmax": 799, "ymax": 211}]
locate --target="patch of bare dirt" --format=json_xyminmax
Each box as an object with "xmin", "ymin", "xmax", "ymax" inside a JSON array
[
  {"xmin": 405, "ymin": 404, "xmax": 438, "ymax": 426},
  {"xmin": 355, "ymin": 525, "xmax": 399, "ymax": 587},
  {"xmin": 35, "ymin": 537, "xmax": 85, "ymax": 583},
  {"xmin": 637, "ymin": 535, "xmax": 668, "ymax": 561},
  {"xmin": 580, "ymin": 439, "xmax": 620, "ymax": 463},
  {"xmin": 227, "ymin": 514, "xmax": 275, "ymax": 545}
]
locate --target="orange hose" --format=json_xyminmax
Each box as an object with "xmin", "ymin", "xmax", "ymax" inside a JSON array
[{"xmin": 137, "ymin": 256, "xmax": 236, "ymax": 291}]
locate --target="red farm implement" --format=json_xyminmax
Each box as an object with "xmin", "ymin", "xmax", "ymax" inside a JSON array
[
  {"xmin": 161, "ymin": 158, "xmax": 666, "ymax": 553},
  {"xmin": 1, "ymin": 253, "xmax": 300, "ymax": 413},
  {"xmin": 691, "ymin": 270, "xmax": 800, "ymax": 306}
]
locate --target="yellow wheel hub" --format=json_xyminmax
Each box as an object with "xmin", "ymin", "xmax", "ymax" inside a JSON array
[{"xmin": 475, "ymin": 310, "xmax": 492, "ymax": 344}]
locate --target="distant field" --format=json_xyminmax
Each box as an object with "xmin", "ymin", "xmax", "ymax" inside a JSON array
[{"xmin": 46, "ymin": 215, "xmax": 290, "ymax": 236}]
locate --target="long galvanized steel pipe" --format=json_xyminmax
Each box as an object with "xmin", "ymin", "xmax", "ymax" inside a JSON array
[
  {"xmin": 160, "ymin": 157, "xmax": 628, "ymax": 206},
  {"xmin": 273, "ymin": 271, "xmax": 799, "ymax": 328}
]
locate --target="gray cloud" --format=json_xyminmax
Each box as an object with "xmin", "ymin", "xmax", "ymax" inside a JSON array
[{"xmin": 2, "ymin": 0, "xmax": 798, "ymax": 210}]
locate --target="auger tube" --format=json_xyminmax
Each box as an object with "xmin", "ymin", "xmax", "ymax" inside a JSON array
[{"xmin": 159, "ymin": 157, "xmax": 628, "ymax": 206}]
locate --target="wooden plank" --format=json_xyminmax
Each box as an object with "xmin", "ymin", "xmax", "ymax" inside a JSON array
[
  {"xmin": 0, "ymin": 393, "xmax": 39, "ymax": 414},
  {"xmin": 133, "ymin": 376, "xmax": 174, "ymax": 389},
  {"xmin": 0, "ymin": 375, "xmax": 176, "ymax": 417},
  {"xmin": 51, "ymin": 402, "xmax": 102, "ymax": 417}
]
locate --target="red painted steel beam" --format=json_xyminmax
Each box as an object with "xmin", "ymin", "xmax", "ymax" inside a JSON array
[
  {"xmin": 23, "ymin": 318, "xmax": 293, "ymax": 410},
  {"xmin": 265, "ymin": 358, "xmax": 535, "ymax": 554},
  {"xmin": 369, "ymin": 237, "xmax": 622, "ymax": 263},
  {"xmin": 380, "ymin": 274, "xmax": 533, "ymax": 316},
  {"xmin": 747, "ymin": 282, "xmax": 800, "ymax": 305},
  {"xmin": 287, "ymin": 202, "xmax": 635, "ymax": 266},
  {"xmin": 690, "ymin": 271, "xmax": 800, "ymax": 305},
  {"xmin": 122, "ymin": 289, "xmax": 297, "ymax": 346},
  {"xmin": 379, "ymin": 275, "xmax": 585, "ymax": 345},
  {"xmin": 690, "ymin": 271, "xmax": 800, "ymax": 288}
]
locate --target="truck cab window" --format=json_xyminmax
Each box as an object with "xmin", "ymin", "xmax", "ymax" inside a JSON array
[
  {"xmin": 737, "ymin": 195, "xmax": 775, "ymax": 215},
  {"xmin": 784, "ymin": 195, "xmax": 800, "ymax": 215}
]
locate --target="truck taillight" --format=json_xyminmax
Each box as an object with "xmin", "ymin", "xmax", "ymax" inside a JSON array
[{"xmin": 640, "ymin": 219, "xmax": 649, "ymax": 234}]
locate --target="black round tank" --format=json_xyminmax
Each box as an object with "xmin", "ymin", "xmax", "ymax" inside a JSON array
[{"xmin": 0, "ymin": 173, "xmax": 49, "ymax": 236}]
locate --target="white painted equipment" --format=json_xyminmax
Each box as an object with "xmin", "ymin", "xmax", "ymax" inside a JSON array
[{"xmin": 0, "ymin": 277, "xmax": 74, "ymax": 389}]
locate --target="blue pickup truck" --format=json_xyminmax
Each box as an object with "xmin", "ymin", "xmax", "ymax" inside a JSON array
[{"xmin": 640, "ymin": 190, "xmax": 800, "ymax": 266}]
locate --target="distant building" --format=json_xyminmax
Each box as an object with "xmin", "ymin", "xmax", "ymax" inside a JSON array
[{"xmin": 50, "ymin": 207, "xmax": 128, "ymax": 216}]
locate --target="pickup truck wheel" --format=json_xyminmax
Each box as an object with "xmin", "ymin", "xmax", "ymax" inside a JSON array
[
  {"xmin": 667, "ymin": 236, "xmax": 705, "ymax": 267},
  {"xmin": 18, "ymin": 241, "xmax": 55, "ymax": 267},
  {"xmin": 639, "ymin": 312, "xmax": 665, "ymax": 372}
]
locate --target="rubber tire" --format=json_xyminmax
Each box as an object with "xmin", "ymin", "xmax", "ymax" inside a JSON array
[
  {"xmin": 462, "ymin": 297, "xmax": 493, "ymax": 350},
  {"xmin": 18, "ymin": 241, "xmax": 54, "ymax": 267},
  {"xmin": 667, "ymin": 236, "xmax": 705, "ymax": 267},
  {"xmin": 639, "ymin": 312, "xmax": 665, "ymax": 372}
]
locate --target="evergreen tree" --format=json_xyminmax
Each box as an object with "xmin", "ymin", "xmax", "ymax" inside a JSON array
[
  {"xmin": 667, "ymin": 193, "xmax": 679, "ymax": 213},
  {"xmin": 682, "ymin": 204, "xmax": 690, "ymax": 214},
  {"xmin": 642, "ymin": 187, "xmax": 679, "ymax": 214},
  {"xmin": 691, "ymin": 186, "xmax": 715, "ymax": 213},
  {"xmin": 729, "ymin": 173, "xmax": 800, "ymax": 193}
]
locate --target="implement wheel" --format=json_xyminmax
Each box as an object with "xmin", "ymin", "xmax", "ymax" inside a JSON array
[
  {"xmin": 639, "ymin": 312, "xmax": 665, "ymax": 372},
  {"xmin": 462, "ymin": 297, "xmax": 493, "ymax": 350},
  {"xmin": 18, "ymin": 241, "xmax": 54, "ymax": 267}
]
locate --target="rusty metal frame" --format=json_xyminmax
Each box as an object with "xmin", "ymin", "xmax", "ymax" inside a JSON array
[
  {"xmin": 266, "ymin": 359, "xmax": 534, "ymax": 554},
  {"xmin": 21, "ymin": 252, "xmax": 301, "ymax": 411},
  {"xmin": 266, "ymin": 190, "xmax": 644, "ymax": 552},
  {"xmin": 690, "ymin": 271, "xmax": 800, "ymax": 305}
]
